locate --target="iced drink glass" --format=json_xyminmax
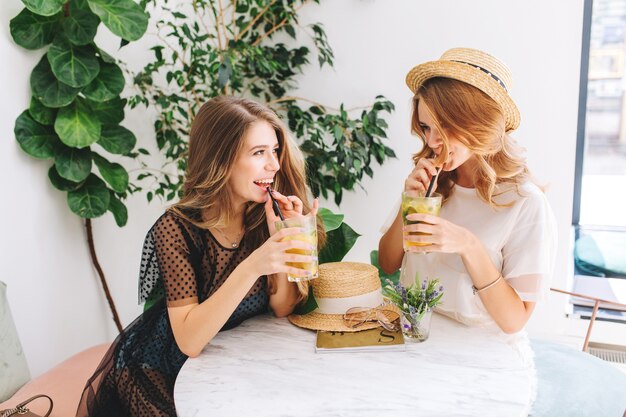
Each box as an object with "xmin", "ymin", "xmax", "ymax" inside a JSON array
[
  {"xmin": 402, "ymin": 191, "xmax": 442, "ymax": 251},
  {"xmin": 274, "ymin": 215, "xmax": 318, "ymax": 282}
]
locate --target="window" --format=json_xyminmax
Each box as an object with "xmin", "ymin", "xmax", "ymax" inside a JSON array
[{"xmin": 572, "ymin": 0, "xmax": 626, "ymax": 322}]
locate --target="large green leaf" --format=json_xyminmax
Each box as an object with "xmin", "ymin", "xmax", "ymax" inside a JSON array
[
  {"xmin": 62, "ymin": 9, "xmax": 99, "ymax": 45},
  {"xmin": 54, "ymin": 98, "xmax": 101, "ymax": 148},
  {"xmin": 15, "ymin": 110, "xmax": 60, "ymax": 159},
  {"xmin": 318, "ymin": 208, "xmax": 344, "ymax": 232},
  {"xmin": 29, "ymin": 97, "xmax": 57, "ymax": 126},
  {"xmin": 108, "ymin": 192, "xmax": 128, "ymax": 226},
  {"xmin": 90, "ymin": 97, "xmax": 126, "ymax": 125},
  {"xmin": 54, "ymin": 146, "xmax": 92, "ymax": 182},
  {"xmin": 30, "ymin": 56, "xmax": 80, "ymax": 108},
  {"xmin": 82, "ymin": 62, "xmax": 125, "ymax": 102},
  {"xmin": 67, "ymin": 174, "xmax": 110, "ymax": 218},
  {"xmin": 48, "ymin": 165, "xmax": 85, "ymax": 191},
  {"xmin": 10, "ymin": 8, "xmax": 60, "ymax": 50},
  {"xmin": 319, "ymin": 223, "xmax": 361, "ymax": 264},
  {"xmin": 87, "ymin": 0, "xmax": 148, "ymax": 41},
  {"xmin": 22, "ymin": 0, "xmax": 65, "ymax": 16},
  {"xmin": 47, "ymin": 36, "xmax": 99, "ymax": 88},
  {"xmin": 97, "ymin": 125, "xmax": 136, "ymax": 154},
  {"xmin": 97, "ymin": 47, "xmax": 116, "ymax": 64},
  {"xmin": 92, "ymin": 152, "xmax": 128, "ymax": 193}
]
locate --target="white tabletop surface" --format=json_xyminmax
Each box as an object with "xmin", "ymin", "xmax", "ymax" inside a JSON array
[{"xmin": 174, "ymin": 313, "xmax": 532, "ymax": 417}]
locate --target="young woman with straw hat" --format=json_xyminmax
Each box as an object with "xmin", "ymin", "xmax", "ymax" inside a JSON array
[
  {"xmin": 378, "ymin": 48, "xmax": 557, "ymax": 338},
  {"xmin": 77, "ymin": 96, "xmax": 324, "ymax": 417}
]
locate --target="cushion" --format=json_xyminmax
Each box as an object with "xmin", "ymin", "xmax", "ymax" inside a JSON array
[
  {"xmin": 0, "ymin": 343, "xmax": 109, "ymax": 416},
  {"xmin": 575, "ymin": 230, "xmax": 626, "ymax": 277},
  {"xmin": 530, "ymin": 339, "xmax": 626, "ymax": 416},
  {"xmin": 0, "ymin": 280, "xmax": 30, "ymax": 402}
]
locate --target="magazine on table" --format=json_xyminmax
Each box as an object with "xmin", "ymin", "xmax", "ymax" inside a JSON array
[{"xmin": 315, "ymin": 327, "xmax": 406, "ymax": 353}]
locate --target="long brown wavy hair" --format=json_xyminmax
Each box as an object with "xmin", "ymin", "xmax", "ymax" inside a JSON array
[
  {"xmin": 170, "ymin": 96, "xmax": 325, "ymax": 299},
  {"xmin": 411, "ymin": 77, "xmax": 536, "ymax": 207}
]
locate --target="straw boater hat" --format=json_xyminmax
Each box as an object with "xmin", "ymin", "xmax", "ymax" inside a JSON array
[
  {"xmin": 405, "ymin": 47, "xmax": 521, "ymax": 132},
  {"xmin": 288, "ymin": 262, "xmax": 398, "ymax": 332}
]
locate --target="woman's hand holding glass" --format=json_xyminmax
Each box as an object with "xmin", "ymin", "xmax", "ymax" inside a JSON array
[
  {"xmin": 243, "ymin": 227, "xmax": 317, "ymax": 278},
  {"xmin": 403, "ymin": 213, "xmax": 475, "ymax": 255}
]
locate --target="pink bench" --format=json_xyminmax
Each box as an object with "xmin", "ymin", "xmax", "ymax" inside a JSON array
[{"xmin": 0, "ymin": 344, "xmax": 109, "ymax": 417}]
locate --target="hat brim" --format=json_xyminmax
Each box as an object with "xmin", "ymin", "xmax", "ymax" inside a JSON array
[
  {"xmin": 405, "ymin": 60, "xmax": 521, "ymax": 132},
  {"xmin": 287, "ymin": 305, "xmax": 400, "ymax": 332}
]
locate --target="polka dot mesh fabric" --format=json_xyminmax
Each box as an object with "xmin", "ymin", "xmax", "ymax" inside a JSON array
[{"xmin": 76, "ymin": 211, "xmax": 269, "ymax": 417}]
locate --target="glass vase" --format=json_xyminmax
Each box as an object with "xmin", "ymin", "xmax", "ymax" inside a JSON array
[{"xmin": 400, "ymin": 308, "xmax": 432, "ymax": 342}]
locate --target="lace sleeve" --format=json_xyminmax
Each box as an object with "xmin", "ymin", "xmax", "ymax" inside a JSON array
[{"xmin": 138, "ymin": 213, "xmax": 200, "ymax": 307}]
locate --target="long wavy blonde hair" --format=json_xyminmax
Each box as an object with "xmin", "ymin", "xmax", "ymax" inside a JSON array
[
  {"xmin": 170, "ymin": 96, "xmax": 325, "ymax": 300},
  {"xmin": 411, "ymin": 77, "xmax": 535, "ymax": 207}
]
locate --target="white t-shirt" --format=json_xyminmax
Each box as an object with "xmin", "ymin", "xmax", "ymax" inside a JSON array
[{"xmin": 383, "ymin": 181, "xmax": 558, "ymax": 330}]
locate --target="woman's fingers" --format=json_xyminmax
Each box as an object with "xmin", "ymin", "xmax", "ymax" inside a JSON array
[
  {"xmin": 271, "ymin": 227, "xmax": 305, "ymax": 241},
  {"xmin": 268, "ymin": 189, "xmax": 306, "ymax": 215},
  {"xmin": 282, "ymin": 266, "xmax": 315, "ymax": 278},
  {"xmin": 407, "ymin": 244, "xmax": 440, "ymax": 253},
  {"xmin": 405, "ymin": 213, "xmax": 441, "ymax": 224},
  {"xmin": 278, "ymin": 238, "xmax": 315, "ymax": 252},
  {"xmin": 413, "ymin": 167, "xmax": 431, "ymax": 188},
  {"xmin": 403, "ymin": 222, "xmax": 436, "ymax": 234},
  {"xmin": 418, "ymin": 158, "xmax": 439, "ymax": 176},
  {"xmin": 287, "ymin": 195, "xmax": 303, "ymax": 213},
  {"xmin": 405, "ymin": 177, "xmax": 426, "ymax": 193},
  {"xmin": 403, "ymin": 233, "xmax": 436, "ymax": 244},
  {"xmin": 269, "ymin": 190, "xmax": 294, "ymax": 209},
  {"xmin": 406, "ymin": 158, "xmax": 439, "ymax": 192},
  {"xmin": 282, "ymin": 253, "xmax": 317, "ymax": 263}
]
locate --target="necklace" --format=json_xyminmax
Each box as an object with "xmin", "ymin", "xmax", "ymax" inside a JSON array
[{"xmin": 214, "ymin": 227, "xmax": 244, "ymax": 248}]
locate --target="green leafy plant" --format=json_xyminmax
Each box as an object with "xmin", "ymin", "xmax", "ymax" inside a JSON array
[
  {"xmin": 131, "ymin": 0, "xmax": 395, "ymax": 205},
  {"xmin": 383, "ymin": 274, "xmax": 444, "ymax": 320},
  {"xmin": 10, "ymin": 0, "xmax": 149, "ymax": 331}
]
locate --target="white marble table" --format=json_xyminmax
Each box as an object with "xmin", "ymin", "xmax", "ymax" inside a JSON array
[{"xmin": 174, "ymin": 313, "xmax": 532, "ymax": 417}]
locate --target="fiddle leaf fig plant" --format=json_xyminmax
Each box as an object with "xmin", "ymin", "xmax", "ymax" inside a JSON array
[
  {"xmin": 11, "ymin": 0, "xmax": 147, "ymax": 225},
  {"xmin": 10, "ymin": 0, "xmax": 149, "ymax": 332},
  {"xmin": 132, "ymin": 0, "xmax": 396, "ymax": 206}
]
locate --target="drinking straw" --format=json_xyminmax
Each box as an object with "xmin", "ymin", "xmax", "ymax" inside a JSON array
[
  {"xmin": 266, "ymin": 187, "xmax": 285, "ymax": 220},
  {"xmin": 425, "ymin": 167, "xmax": 441, "ymax": 198}
]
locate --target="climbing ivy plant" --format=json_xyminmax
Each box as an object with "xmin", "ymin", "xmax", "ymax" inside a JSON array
[{"xmin": 131, "ymin": 0, "xmax": 396, "ymax": 205}]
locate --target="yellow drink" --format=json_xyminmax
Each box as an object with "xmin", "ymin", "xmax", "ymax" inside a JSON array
[
  {"xmin": 275, "ymin": 216, "xmax": 319, "ymax": 282},
  {"xmin": 402, "ymin": 191, "xmax": 442, "ymax": 250}
]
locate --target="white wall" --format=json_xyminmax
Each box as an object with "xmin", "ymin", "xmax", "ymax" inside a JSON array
[{"xmin": 1, "ymin": 0, "xmax": 586, "ymax": 377}]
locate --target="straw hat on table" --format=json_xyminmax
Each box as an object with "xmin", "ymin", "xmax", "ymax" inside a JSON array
[
  {"xmin": 405, "ymin": 47, "xmax": 521, "ymax": 132},
  {"xmin": 288, "ymin": 262, "xmax": 398, "ymax": 332}
]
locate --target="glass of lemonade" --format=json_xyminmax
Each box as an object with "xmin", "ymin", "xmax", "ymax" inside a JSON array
[
  {"xmin": 274, "ymin": 216, "xmax": 318, "ymax": 282},
  {"xmin": 402, "ymin": 191, "xmax": 442, "ymax": 251}
]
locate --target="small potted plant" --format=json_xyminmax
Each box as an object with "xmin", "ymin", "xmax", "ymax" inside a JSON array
[{"xmin": 383, "ymin": 274, "xmax": 443, "ymax": 342}]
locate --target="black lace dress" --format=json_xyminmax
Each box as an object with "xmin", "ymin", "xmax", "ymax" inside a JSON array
[{"xmin": 76, "ymin": 211, "xmax": 269, "ymax": 417}]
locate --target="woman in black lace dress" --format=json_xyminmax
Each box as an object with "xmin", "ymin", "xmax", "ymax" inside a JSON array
[{"xmin": 76, "ymin": 96, "xmax": 324, "ymax": 417}]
